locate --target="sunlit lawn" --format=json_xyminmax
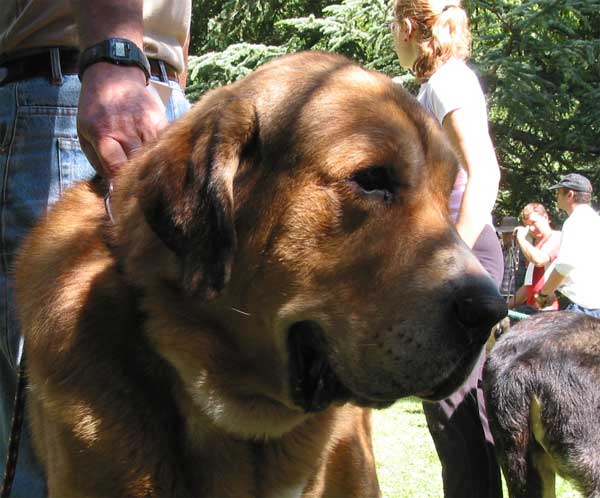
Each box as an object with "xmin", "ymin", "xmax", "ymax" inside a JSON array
[{"xmin": 372, "ymin": 398, "xmax": 581, "ymax": 498}]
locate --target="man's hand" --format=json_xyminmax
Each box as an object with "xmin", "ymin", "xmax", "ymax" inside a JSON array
[
  {"xmin": 514, "ymin": 226, "xmax": 529, "ymax": 241},
  {"xmin": 535, "ymin": 291, "xmax": 556, "ymax": 308},
  {"xmin": 77, "ymin": 63, "xmax": 168, "ymax": 178}
]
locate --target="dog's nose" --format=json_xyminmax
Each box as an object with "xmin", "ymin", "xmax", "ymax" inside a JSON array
[{"xmin": 454, "ymin": 280, "xmax": 507, "ymax": 336}]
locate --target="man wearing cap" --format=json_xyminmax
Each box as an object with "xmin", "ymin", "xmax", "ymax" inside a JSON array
[{"xmin": 536, "ymin": 173, "xmax": 600, "ymax": 317}]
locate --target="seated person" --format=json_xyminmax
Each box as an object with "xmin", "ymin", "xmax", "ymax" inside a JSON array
[{"xmin": 510, "ymin": 203, "xmax": 561, "ymax": 311}]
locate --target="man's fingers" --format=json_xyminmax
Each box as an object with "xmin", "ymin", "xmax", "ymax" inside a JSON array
[
  {"xmin": 80, "ymin": 137, "xmax": 109, "ymax": 178},
  {"xmin": 139, "ymin": 112, "xmax": 169, "ymax": 144},
  {"xmin": 120, "ymin": 135, "xmax": 144, "ymax": 159},
  {"xmin": 95, "ymin": 137, "xmax": 129, "ymax": 178},
  {"xmin": 81, "ymin": 116, "xmax": 168, "ymax": 178},
  {"xmin": 121, "ymin": 114, "xmax": 169, "ymax": 158}
]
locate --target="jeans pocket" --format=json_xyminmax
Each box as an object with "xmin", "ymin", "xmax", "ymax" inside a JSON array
[
  {"xmin": 0, "ymin": 84, "xmax": 17, "ymax": 152},
  {"xmin": 55, "ymin": 137, "xmax": 95, "ymax": 203},
  {"xmin": 0, "ymin": 116, "xmax": 7, "ymax": 152}
]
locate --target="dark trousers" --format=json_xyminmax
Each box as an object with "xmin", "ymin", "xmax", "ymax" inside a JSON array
[{"xmin": 423, "ymin": 224, "xmax": 504, "ymax": 498}]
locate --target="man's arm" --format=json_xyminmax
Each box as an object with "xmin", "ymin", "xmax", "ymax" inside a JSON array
[
  {"xmin": 514, "ymin": 227, "xmax": 551, "ymax": 266},
  {"xmin": 179, "ymin": 33, "xmax": 190, "ymax": 89},
  {"xmin": 535, "ymin": 268, "xmax": 567, "ymax": 308},
  {"xmin": 72, "ymin": 0, "xmax": 168, "ymax": 177},
  {"xmin": 509, "ymin": 285, "xmax": 527, "ymax": 309}
]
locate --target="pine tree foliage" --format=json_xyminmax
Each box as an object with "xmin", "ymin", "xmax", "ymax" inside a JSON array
[
  {"xmin": 187, "ymin": 0, "xmax": 397, "ymax": 96},
  {"xmin": 469, "ymin": 0, "xmax": 599, "ymax": 217},
  {"xmin": 188, "ymin": 0, "xmax": 599, "ymax": 219},
  {"xmin": 186, "ymin": 44, "xmax": 288, "ymax": 101}
]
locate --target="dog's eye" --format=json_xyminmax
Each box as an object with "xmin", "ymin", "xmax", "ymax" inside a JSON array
[{"xmin": 351, "ymin": 166, "xmax": 397, "ymax": 202}]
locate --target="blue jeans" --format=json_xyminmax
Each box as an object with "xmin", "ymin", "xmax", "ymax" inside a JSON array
[
  {"xmin": 565, "ymin": 302, "xmax": 600, "ymax": 318},
  {"xmin": 0, "ymin": 74, "xmax": 190, "ymax": 497}
]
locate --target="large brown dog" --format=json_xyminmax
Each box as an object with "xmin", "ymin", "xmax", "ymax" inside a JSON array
[{"xmin": 16, "ymin": 51, "xmax": 506, "ymax": 497}]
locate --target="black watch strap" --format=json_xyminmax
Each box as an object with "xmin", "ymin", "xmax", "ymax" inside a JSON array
[{"xmin": 78, "ymin": 38, "xmax": 151, "ymax": 83}]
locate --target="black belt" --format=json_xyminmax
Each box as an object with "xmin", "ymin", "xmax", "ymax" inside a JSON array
[{"xmin": 0, "ymin": 48, "xmax": 179, "ymax": 86}]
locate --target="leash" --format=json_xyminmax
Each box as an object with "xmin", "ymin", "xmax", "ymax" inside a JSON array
[
  {"xmin": 505, "ymin": 231, "xmax": 520, "ymax": 307},
  {"xmin": 507, "ymin": 309, "xmax": 530, "ymax": 322},
  {"xmin": 104, "ymin": 181, "xmax": 115, "ymax": 224},
  {"xmin": 493, "ymin": 234, "xmax": 529, "ymax": 341},
  {"xmin": 504, "ymin": 234, "xmax": 533, "ymax": 324},
  {"xmin": 1, "ymin": 338, "xmax": 27, "ymax": 498}
]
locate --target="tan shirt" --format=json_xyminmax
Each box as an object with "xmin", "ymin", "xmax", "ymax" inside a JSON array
[{"xmin": 0, "ymin": 0, "xmax": 190, "ymax": 73}]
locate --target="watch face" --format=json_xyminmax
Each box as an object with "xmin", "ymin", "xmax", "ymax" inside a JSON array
[
  {"xmin": 114, "ymin": 41, "xmax": 127, "ymax": 58},
  {"xmin": 113, "ymin": 40, "xmax": 128, "ymax": 58}
]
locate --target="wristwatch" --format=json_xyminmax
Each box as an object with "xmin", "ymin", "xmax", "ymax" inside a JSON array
[{"xmin": 78, "ymin": 38, "xmax": 151, "ymax": 84}]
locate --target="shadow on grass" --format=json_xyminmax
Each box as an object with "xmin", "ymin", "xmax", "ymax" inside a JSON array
[{"xmin": 372, "ymin": 398, "xmax": 581, "ymax": 498}]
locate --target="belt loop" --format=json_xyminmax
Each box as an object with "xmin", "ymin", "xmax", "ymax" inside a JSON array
[
  {"xmin": 50, "ymin": 48, "xmax": 64, "ymax": 85},
  {"xmin": 157, "ymin": 59, "xmax": 169, "ymax": 83}
]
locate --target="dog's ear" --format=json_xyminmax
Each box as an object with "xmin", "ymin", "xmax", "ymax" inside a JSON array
[{"xmin": 137, "ymin": 92, "xmax": 257, "ymax": 299}]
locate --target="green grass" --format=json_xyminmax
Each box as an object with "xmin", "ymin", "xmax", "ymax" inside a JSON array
[{"xmin": 372, "ymin": 398, "xmax": 582, "ymax": 498}]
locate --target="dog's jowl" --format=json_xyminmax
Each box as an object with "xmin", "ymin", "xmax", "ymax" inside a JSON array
[
  {"xmin": 17, "ymin": 51, "xmax": 506, "ymax": 497},
  {"xmin": 485, "ymin": 311, "xmax": 600, "ymax": 498}
]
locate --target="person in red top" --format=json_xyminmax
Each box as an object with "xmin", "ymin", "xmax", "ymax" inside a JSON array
[{"xmin": 509, "ymin": 203, "xmax": 561, "ymax": 311}]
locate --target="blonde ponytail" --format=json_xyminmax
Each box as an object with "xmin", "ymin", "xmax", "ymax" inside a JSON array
[{"xmin": 393, "ymin": 0, "xmax": 472, "ymax": 81}]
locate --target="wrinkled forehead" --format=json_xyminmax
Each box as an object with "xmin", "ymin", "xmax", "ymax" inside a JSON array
[
  {"xmin": 295, "ymin": 65, "xmax": 458, "ymax": 186},
  {"xmin": 524, "ymin": 212, "xmax": 548, "ymax": 224}
]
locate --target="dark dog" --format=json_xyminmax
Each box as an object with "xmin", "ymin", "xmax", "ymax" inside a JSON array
[
  {"xmin": 485, "ymin": 311, "xmax": 600, "ymax": 498},
  {"xmin": 17, "ymin": 51, "xmax": 506, "ymax": 497}
]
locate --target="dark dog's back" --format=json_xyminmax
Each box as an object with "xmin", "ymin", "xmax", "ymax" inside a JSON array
[{"xmin": 484, "ymin": 311, "xmax": 600, "ymax": 498}]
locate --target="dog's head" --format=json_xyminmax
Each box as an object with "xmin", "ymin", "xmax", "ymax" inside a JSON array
[{"xmin": 112, "ymin": 52, "xmax": 506, "ymax": 436}]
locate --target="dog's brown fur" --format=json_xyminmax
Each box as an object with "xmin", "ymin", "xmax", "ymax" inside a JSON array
[{"xmin": 17, "ymin": 51, "xmax": 505, "ymax": 497}]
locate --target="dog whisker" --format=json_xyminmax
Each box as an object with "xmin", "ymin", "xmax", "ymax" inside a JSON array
[{"xmin": 230, "ymin": 306, "xmax": 251, "ymax": 317}]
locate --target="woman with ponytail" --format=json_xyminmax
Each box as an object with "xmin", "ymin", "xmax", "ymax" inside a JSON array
[{"xmin": 391, "ymin": 1, "xmax": 503, "ymax": 497}]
